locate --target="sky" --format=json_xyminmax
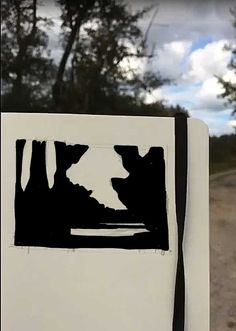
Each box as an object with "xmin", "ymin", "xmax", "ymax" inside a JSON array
[{"xmin": 39, "ymin": 0, "xmax": 236, "ymax": 136}]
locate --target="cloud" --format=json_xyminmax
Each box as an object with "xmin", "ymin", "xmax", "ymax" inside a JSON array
[
  {"xmin": 37, "ymin": 0, "xmax": 236, "ymax": 135},
  {"xmin": 146, "ymin": 38, "xmax": 234, "ymax": 101},
  {"xmin": 136, "ymin": 0, "xmax": 235, "ymax": 51},
  {"xmin": 194, "ymin": 77, "xmax": 226, "ymax": 111},
  {"xmin": 144, "ymin": 87, "xmax": 165, "ymax": 104},
  {"xmin": 179, "ymin": 40, "xmax": 235, "ymax": 114},
  {"xmin": 148, "ymin": 39, "xmax": 235, "ymax": 112},
  {"xmin": 189, "ymin": 109, "xmax": 235, "ymax": 136},
  {"xmin": 119, "ymin": 39, "xmax": 193, "ymax": 83},
  {"xmin": 150, "ymin": 40, "xmax": 192, "ymax": 80},
  {"xmin": 183, "ymin": 40, "xmax": 232, "ymax": 83},
  {"xmin": 223, "ymin": 69, "xmax": 236, "ymax": 84},
  {"xmin": 118, "ymin": 42, "xmax": 147, "ymax": 79},
  {"xmin": 144, "ymin": 83, "xmax": 193, "ymax": 106},
  {"xmin": 38, "ymin": 1, "xmax": 61, "ymax": 19}
]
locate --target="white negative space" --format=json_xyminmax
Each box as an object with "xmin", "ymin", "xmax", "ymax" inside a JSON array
[
  {"xmin": 20, "ymin": 140, "xmax": 57, "ymax": 190},
  {"xmin": 46, "ymin": 141, "xmax": 57, "ymax": 188},
  {"xmin": 71, "ymin": 227, "xmax": 149, "ymax": 237},
  {"xmin": 21, "ymin": 140, "xmax": 32, "ymax": 190},
  {"xmin": 67, "ymin": 145, "xmax": 154, "ymax": 210},
  {"xmin": 67, "ymin": 146, "xmax": 128, "ymax": 209},
  {"xmin": 20, "ymin": 140, "xmax": 154, "ymax": 208}
]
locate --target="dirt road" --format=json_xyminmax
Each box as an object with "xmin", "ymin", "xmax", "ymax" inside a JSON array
[{"xmin": 210, "ymin": 170, "xmax": 236, "ymax": 330}]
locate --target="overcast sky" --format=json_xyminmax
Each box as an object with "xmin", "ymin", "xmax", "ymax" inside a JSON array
[{"xmin": 39, "ymin": 0, "xmax": 236, "ymax": 135}]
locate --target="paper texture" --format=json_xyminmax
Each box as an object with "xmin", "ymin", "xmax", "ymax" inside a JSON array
[{"xmin": 1, "ymin": 113, "xmax": 209, "ymax": 331}]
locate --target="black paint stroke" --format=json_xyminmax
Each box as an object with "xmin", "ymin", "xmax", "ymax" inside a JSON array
[
  {"xmin": 14, "ymin": 140, "xmax": 169, "ymax": 250},
  {"xmin": 111, "ymin": 145, "xmax": 169, "ymax": 250},
  {"xmin": 97, "ymin": 224, "xmax": 146, "ymax": 229}
]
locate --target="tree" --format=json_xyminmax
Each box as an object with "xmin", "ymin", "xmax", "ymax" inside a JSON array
[
  {"xmin": 218, "ymin": 7, "xmax": 236, "ymax": 117},
  {"xmin": 1, "ymin": 0, "xmax": 187, "ymax": 117},
  {"xmin": 1, "ymin": 0, "xmax": 55, "ymax": 111},
  {"xmin": 53, "ymin": 0, "xmax": 97, "ymax": 108},
  {"xmin": 54, "ymin": 0, "xmax": 164, "ymax": 113}
]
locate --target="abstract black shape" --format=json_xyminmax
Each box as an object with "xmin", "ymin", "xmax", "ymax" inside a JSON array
[
  {"xmin": 14, "ymin": 139, "xmax": 26, "ymax": 244},
  {"xmin": 15, "ymin": 140, "xmax": 91, "ymax": 246},
  {"xmin": 15, "ymin": 140, "xmax": 51, "ymax": 245},
  {"xmin": 111, "ymin": 145, "xmax": 169, "ymax": 250},
  {"xmin": 114, "ymin": 145, "xmax": 141, "ymax": 172},
  {"xmin": 51, "ymin": 141, "xmax": 112, "ymax": 230},
  {"xmin": 14, "ymin": 140, "xmax": 169, "ymax": 250}
]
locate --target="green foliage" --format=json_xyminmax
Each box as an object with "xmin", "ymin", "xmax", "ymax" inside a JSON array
[
  {"xmin": 218, "ymin": 7, "xmax": 236, "ymax": 117},
  {"xmin": 210, "ymin": 134, "xmax": 236, "ymax": 173}
]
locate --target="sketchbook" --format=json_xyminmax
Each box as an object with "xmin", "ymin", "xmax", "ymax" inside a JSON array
[{"xmin": 1, "ymin": 113, "xmax": 209, "ymax": 331}]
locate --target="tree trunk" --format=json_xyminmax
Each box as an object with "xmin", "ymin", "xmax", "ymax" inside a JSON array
[
  {"xmin": 13, "ymin": 0, "xmax": 37, "ymax": 108},
  {"xmin": 52, "ymin": 16, "xmax": 82, "ymax": 109}
]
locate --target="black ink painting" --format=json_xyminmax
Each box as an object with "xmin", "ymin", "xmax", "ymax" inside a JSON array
[{"xmin": 15, "ymin": 140, "xmax": 169, "ymax": 250}]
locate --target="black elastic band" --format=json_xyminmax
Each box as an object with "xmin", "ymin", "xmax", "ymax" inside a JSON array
[{"xmin": 172, "ymin": 113, "xmax": 188, "ymax": 331}]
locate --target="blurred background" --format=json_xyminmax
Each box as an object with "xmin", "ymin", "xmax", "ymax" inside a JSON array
[{"xmin": 1, "ymin": 0, "xmax": 236, "ymax": 329}]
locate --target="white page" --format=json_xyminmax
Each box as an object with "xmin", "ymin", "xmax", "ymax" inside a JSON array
[{"xmin": 1, "ymin": 113, "xmax": 209, "ymax": 331}]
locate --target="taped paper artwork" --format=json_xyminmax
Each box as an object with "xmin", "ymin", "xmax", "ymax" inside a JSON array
[{"xmin": 15, "ymin": 139, "xmax": 169, "ymax": 250}]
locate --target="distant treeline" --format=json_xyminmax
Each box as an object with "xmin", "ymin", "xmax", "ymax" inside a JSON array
[{"xmin": 210, "ymin": 134, "xmax": 236, "ymax": 174}]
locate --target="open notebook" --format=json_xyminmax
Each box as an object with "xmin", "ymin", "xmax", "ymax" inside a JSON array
[{"xmin": 1, "ymin": 113, "xmax": 209, "ymax": 331}]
